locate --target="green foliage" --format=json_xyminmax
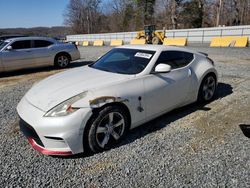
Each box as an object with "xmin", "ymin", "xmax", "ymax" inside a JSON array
[
  {"xmin": 123, "ymin": 3, "xmax": 134, "ymax": 31},
  {"xmin": 180, "ymin": 0, "xmax": 204, "ymax": 28},
  {"xmin": 135, "ymin": 0, "xmax": 156, "ymax": 28}
]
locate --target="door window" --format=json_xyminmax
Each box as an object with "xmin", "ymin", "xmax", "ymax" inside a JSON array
[
  {"xmin": 11, "ymin": 40, "xmax": 32, "ymax": 50},
  {"xmin": 33, "ymin": 40, "xmax": 53, "ymax": 48},
  {"xmin": 155, "ymin": 51, "xmax": 194, "ymax": 69}
]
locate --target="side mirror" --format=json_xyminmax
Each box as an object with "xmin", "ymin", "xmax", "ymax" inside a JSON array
[
  {"xmin": 154, "ymin": 64, "xmax": 171, "ymax": 73},
  {"xmin": 6, "ymin": 46, "xmax": 13, "ymax": 51}
]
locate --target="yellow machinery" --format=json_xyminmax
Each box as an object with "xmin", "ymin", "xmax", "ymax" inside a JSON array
[{"xmin": 136, "ymin": 25, "xmax": 165, "ymax": 45}]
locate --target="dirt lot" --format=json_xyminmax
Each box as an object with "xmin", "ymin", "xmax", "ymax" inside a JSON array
[{"xmin": 0, "ymin": 46, "xmax": 250, "ymax": 187}]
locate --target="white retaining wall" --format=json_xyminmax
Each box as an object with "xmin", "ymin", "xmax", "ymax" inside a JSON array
[{"xmin": 66, "ymin": 25, "xmax": 250, "ymax": 45}]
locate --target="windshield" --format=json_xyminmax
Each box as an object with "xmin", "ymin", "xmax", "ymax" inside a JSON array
[
  {"xmin": 90, "ymin": 48, "xmax": 155, "ymax": 74},
  {"xmin": 0, "ymin": 42, "xmax": 8, "ymax": 50}
]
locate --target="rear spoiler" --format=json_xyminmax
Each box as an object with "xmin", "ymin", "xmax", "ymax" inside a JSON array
[
  {"xmin": 199, "ymin": 52, "xmax": 208, "ymax": 56},
  {"xmin": 198, "ymin": 51, "xmax": 214, "ymax": 65}
]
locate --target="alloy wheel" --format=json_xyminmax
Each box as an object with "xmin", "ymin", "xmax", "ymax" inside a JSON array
[
  {"xmin": 202, "ymin": 76, "xmax": 216, "ymax": 101},
  {"xmin": 57, "ymin": 55, "xmax": 69, "ymax": 67},
  {"xmin": 95, "ymin": 112, "xmax": 125, "ymax": 148}
]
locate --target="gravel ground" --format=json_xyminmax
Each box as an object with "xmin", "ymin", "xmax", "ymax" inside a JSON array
[{"xmin": 0, "ymin": 46, "xmax": 250, "ymax": 187}]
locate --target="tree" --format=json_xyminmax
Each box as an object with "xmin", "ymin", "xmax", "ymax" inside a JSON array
[
  {"xmin": 170, "ymin": 0, "xmax": 183, "ymax": 29},
  {"xmin": 215, "ymin": 0, "xmax": 223, "ymax": 26},
  {"xmin": 181, "ymin": 0, "xmax": 204, "ymax": 28},
  {"xmin": 64, "ymin": 0, "xmax": 101, "ymax": 34},
  {"xmin": 122, "ymin": 3, "xmax": 135, "ymax": 30},
  {"xmin": 63, "ymin": 0, "xmax": 250, "ymax": 34},
  {"xmin": 135, "ymin": 0, "xmax": 156, "ymax": 29}
]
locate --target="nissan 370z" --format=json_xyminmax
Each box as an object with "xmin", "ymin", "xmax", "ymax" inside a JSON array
[{"xmin": 17, "ymin": 45, "xmax": 218, "ymax": 156}]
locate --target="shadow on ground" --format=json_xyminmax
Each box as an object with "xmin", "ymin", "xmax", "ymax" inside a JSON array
[
  {"xmin": 239, "ymin": 124, "xmax": 250, "ymax": 138},
  {"xmin": 0, "ymin": 61, "xmax": 93, "ymax": 78},
  {"xmin": 60, "ymin": 82, "xmax": 233, "ymax": 159}
]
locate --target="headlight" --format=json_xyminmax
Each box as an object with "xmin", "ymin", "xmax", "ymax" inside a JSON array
[{"xmin": 44, "ymin": 92, "xmax": 87, "ymax": 117}]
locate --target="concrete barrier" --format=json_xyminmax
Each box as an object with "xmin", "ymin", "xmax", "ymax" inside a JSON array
[
  {"xmin": 130, "ymin": 39, "xmax": 146, "ymax": 45},
  {"xmin": 210, "ymin": 36, "xmax": 248, "ymax": 47},
  {"xmin": 67, "ymin": 25, "xmax": 250, "ymax": 47},
  {"xmin": 163, "ymin": 38, "xmax": 187, "ymax": 46},
  {"xmin": 110, "ymin": 39, "xmax": 123, "ymax": 46},
  {"xmin": 93, "ymin": 40, "xmax": 104, "ymax": 46}
]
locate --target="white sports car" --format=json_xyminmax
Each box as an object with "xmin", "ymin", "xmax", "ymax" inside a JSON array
[{"xmin": 17, "ymin": 45, "xmax": 217, "ymax": 156}]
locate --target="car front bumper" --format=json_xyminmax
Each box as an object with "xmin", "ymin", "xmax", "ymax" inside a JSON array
[{"xmin": 17, "ymin": 97, "xmax": 92, "ymax": 155}]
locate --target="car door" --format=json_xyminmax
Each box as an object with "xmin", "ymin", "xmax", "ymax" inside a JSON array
[
  {"xmin": 1, "ymin": 40, "xmax": 34, "ymax": 71},
  {"xmin": 32, "ymin": 40, "xmax": 54, "ymax": 66},
  {"xmin": 143, "ymin": 51, "xmax": 194, "ymax": 118},
  {"xmin": 0, "ymin": 41, "xmax": 8, "ymax": 72}
]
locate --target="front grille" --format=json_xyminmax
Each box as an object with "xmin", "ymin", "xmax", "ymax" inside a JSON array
[{"xmin": 19, "ymin": 118, "xmax": 44, "ymax": 147}]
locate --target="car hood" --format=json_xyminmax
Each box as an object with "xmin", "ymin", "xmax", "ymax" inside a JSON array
[{"xmin": 25, "ymin": 66, "xmax": 133, "ymax": 112}]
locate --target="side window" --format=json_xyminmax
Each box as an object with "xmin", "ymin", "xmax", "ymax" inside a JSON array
[
  {"xmin": 156, "ymin": 51, "xmax": 194, "ymax": 69},
  {"xmin": 11, "ymin": 40, "xmax": 31, "ymax": 50},
  {"xmin": 33, "ymin": 40, "xmax": 53, "ymax": 48}
]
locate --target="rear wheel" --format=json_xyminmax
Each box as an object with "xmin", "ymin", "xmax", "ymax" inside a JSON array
[
  {"xmin": 86, "ymin": 105, "xmax": 129, "ymax": 153},
  {"xmin": 198, "ymin": 74, "xmax": 216, "ymax": 103},
  {"xmin": 54, "ymin": 53, "xmax": 70, "ymax": 68}
]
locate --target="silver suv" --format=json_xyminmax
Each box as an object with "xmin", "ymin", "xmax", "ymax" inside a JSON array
[{"xmin": 0, "ymin": 37, "xmax": 80, "ymax": 72}]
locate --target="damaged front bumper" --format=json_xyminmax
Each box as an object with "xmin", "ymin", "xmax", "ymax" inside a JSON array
[{"xmin": 17, "ymin": 97, "xmax": 92, "ymax": 155}]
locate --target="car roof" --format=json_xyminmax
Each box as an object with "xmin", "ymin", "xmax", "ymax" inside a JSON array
[
  {"xmin": 117, "ymin": 45, "xmax": 200, "ymax": 55},
  {"xmin": 5, "ymin": 37, "xmax": 57, "ymax": 43},
  {"xmin": 0, "ymin": 34, "xmax": 26, "ymax": 38}
]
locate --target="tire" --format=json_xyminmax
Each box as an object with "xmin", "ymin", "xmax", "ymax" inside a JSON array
[
  {"xmin": 54, "ymin": 53, "xmax": 70, "ymax": 68},
  {"xmin": 152, "ymin": 37, "xmax": 160, "ymax": 45},
  {"xmin": 198, "ymin": 74, "xmax": 217, "ymax": 103},
  {"xmin": 85, "ymin": 105, "xmax": 129, "ymax": 153}
]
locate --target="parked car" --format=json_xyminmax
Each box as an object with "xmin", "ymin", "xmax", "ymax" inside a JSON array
[
  {"xmin": 0, "ymin": 37, "xmax": 80, "ymax": 72},
  {"xmin": 17, "ymin": 45, "xmax": 218, "ymax": 156}
]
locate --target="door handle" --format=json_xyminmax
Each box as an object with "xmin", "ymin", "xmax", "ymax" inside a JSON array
[{"xmin": 188, "ymin": 68, "xmax": 192, "ymax": 77}]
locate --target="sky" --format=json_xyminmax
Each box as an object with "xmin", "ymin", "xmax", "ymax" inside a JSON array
[{"xmin": 0, "ymin": 0, "xmax": 69, "ymax": 28}]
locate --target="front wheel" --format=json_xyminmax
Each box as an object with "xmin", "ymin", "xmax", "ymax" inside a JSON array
[
  {"xmin": 152, "ymin": 37, "xmax": 160, "ymax": 45},
  {"xmin": 86, "ymin": 106, "xmax": 129, "ymax": 153},
  {"xmin": 198, "ymin": 74, "xmax": 217, "ymax": 103}
]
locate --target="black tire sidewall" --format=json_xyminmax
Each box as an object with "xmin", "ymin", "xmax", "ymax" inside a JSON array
[
  {"xmin": 198, "ymin": 74, "xmax": 216, "ymax": 103},
  {"xmin": 152, "ymin": 37, "xmax": 160, "ymax": 45},
  {"xmin": 55, "ymin": 54, "xmax": 70, "ymax": 68},
  {"xmin": 86, "ymin": 105, "xmax": 129, "ymax": 153}
]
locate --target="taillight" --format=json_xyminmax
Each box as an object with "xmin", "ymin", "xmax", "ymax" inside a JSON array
[{"xmin": 206, "ymin": 57, "xmax": 214, "ymax": 66}]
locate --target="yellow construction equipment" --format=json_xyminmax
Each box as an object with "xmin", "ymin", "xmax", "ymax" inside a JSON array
[{"xmin": 135, "ymin": 25, "xmax": 165, "ymax": 45}]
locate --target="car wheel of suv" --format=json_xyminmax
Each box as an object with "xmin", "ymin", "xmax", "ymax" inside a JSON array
[
  {"xmin": 86, "ymin": 105, "xmax": 129, "ymax": 153},
  {"xmin": 55, "ymin": 54, "xmax": 70, "ymax": 68}
]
